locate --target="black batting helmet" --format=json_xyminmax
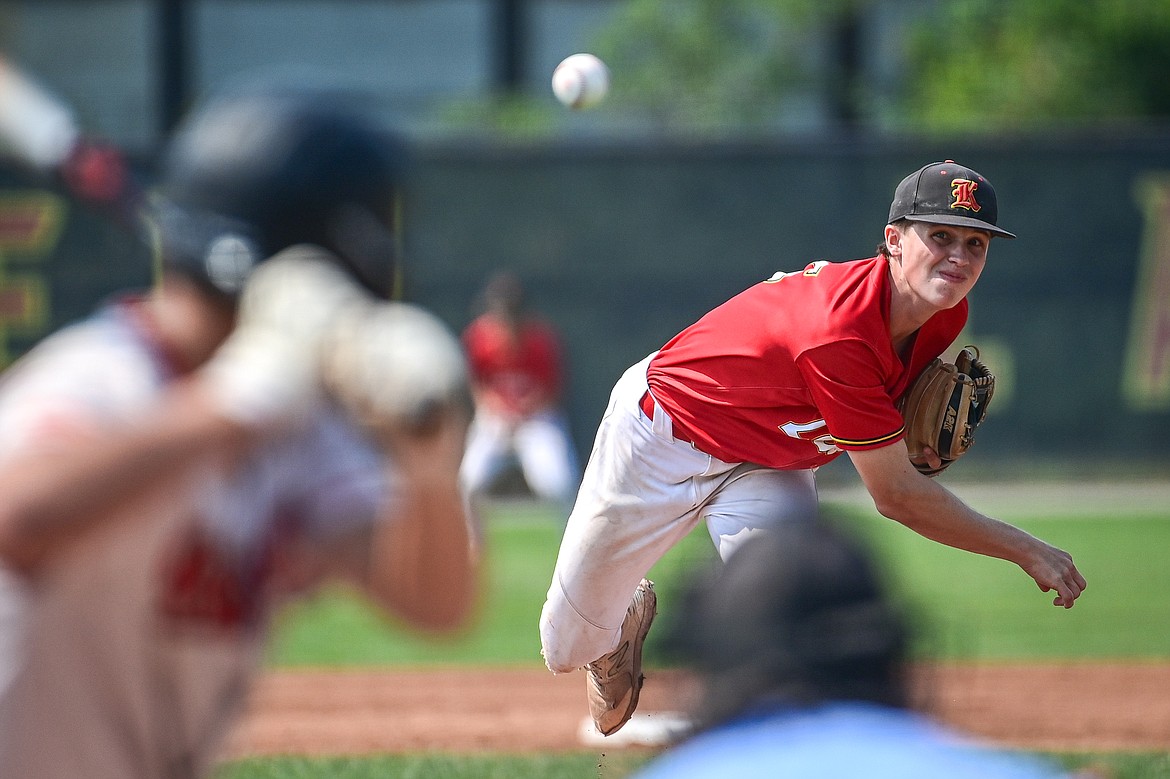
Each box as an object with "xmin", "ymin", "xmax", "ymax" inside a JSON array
[{"xmin": 154, "ymin": 80, "xmax": 407, "ymax": 299}]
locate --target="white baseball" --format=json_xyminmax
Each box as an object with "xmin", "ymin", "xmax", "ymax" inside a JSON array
[{"xmin": 552, "ymin": 53, "xmax": 609, "ymax": 110}]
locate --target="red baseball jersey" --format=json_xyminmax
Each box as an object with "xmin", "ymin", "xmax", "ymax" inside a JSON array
[
  {"xmin": 647, "ymin": 256, "xmax": 967, "ymax": 470},
  {"xmin": 462, "ymin": 314, "xmax": 564, "ymax": 418}
]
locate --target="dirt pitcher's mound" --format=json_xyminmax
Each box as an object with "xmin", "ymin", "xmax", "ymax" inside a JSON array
[{"xmin": 224, "ymin": 662, "xmax": 1170, "ymax": 757}]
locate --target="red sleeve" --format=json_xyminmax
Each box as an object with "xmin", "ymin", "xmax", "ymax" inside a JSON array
[{"xmin": 797, "ymin": 340, "xmax": 907, "ymax": 451}]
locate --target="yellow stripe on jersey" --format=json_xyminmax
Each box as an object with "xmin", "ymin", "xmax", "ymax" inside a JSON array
[{"xmin": 832, "ymin": 427, "xmax": 904, "ymax": 448}]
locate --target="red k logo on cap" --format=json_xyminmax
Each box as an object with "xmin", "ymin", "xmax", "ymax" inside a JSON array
[{"xmin": 950, "ymin": 179, "xmax": 981, "ymax": 213}]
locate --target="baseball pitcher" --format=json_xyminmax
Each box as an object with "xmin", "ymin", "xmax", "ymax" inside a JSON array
[{"xmin": 539, "ymin": 161, "xmax": 1087, "ymax": 738}]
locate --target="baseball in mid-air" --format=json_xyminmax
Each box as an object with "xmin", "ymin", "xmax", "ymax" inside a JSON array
[{"xmin": 552, "ymin": 53, "xmax": 609, "ymax": 109}]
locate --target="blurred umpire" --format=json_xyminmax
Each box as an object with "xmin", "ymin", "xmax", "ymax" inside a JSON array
[
  {"xmin": 633, "ymin": 519, "xmax": 1071, "ymax": 779},
  {"xmin": 0, "ymin": 78, "xmax": 478, "ymax": 779}
]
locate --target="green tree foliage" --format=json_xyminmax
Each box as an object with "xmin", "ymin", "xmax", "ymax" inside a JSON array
[
  {"xmin": 590, "ymin": 0, "xmax": 789, "ymax": 131},
  {"xmin": 588, "ymin": 0, "xmax": 1170, "ymax": 134},
  {"xmin": 591, "ymin": 0, "xmax": 863, "ymax": 133},
  {"xmin": 903, "ymin": 0, "xmax": 1170, "ymax": 131}
]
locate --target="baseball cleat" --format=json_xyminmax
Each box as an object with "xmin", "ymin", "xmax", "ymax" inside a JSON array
[{"xmin": 585, "ymin": 578, "xmax": 658, "ymax": 736}]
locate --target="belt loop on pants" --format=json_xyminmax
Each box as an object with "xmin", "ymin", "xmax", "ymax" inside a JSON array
[
  {"xmin": 638, "ymin": 389, "xmax": 656, "ymax": 421},
  {"xmin": 639, "ymin": 390, "xmax": 692, "ymax": 444}
]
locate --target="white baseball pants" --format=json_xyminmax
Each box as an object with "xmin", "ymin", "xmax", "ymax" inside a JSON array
[{"xmin": 539, "ymin": 354, "xmax": 819, "ymax": 673}]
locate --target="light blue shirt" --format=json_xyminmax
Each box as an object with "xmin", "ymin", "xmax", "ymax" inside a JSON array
[{"xmin": 633, "ymin": 702, "xmax": 1068, "ymax": 779}]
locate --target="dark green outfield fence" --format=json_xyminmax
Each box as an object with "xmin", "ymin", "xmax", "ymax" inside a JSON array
[{"xmin": 6, "ymin": 132, "xmax": 1170, "ymax": 474}]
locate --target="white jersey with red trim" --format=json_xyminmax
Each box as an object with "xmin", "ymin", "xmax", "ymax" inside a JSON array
[{"xmin": 0, "ymin": 300, "xmax": 390, "ymax": 779}]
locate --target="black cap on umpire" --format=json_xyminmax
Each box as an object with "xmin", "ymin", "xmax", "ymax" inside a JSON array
[{"xmin": 661, "ymin": 518, "xmax": 910, "ymax": 731}]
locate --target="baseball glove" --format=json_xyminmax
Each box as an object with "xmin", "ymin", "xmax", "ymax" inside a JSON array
[{"xmin": 897, "ymin": 346, "xmax": 995, "ymax": 477}]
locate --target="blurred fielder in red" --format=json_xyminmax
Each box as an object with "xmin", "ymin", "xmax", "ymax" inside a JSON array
[{"xmin": 460, "ymin": 270, "xmax": 579, "ymax": 509}]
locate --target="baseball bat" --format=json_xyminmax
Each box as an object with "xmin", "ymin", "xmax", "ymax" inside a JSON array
[{"xmin": 0, "ymin": 56, "xmax": 145, "ymax": 231}]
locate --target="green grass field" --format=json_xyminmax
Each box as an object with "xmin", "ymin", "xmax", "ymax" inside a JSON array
[
  {"xmin": 218, "ymin": 486, "xmax": 1170, "ymax": 778},
  {"xmin": 216, "ymin": 752, "xmax": 1170, "ymax": 779}
]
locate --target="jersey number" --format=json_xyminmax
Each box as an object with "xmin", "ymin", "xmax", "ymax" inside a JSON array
[{"xmin": 779, "ymin": 419, "xmax": 840, "ymax": 455}]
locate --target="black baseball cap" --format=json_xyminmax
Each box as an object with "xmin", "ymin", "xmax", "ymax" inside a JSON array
[{"xmin": 888, "ymin": 160, "xmax": 1015, "ymax": 239}]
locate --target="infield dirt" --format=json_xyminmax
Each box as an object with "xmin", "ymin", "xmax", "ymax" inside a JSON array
[{"xmin": 225, "ymin": 662, "xmax": 1170, "ymax": 757}]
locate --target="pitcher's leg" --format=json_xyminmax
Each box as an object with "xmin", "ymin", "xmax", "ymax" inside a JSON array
[
  {"xmin": 539, "ymin": 359, "xmax": 710, "ymax": 673},
  {"xmin": 703, "ymin": 465, "xmax": 819, "ymax": 561},
  {"xmin": 539, "ymin": 484, "xmax": 698, "ymax": 673}
]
